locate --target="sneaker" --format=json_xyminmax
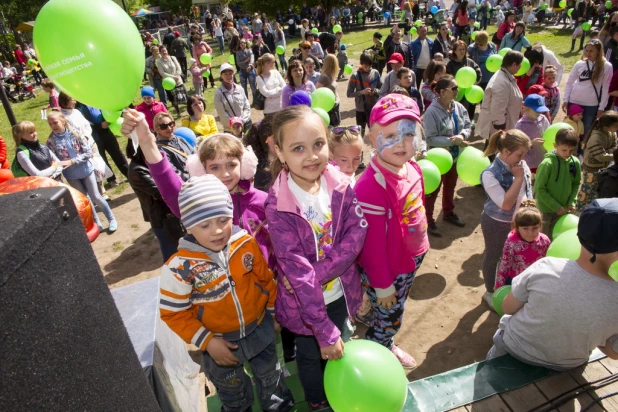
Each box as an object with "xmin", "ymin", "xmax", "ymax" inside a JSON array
[
  {"xmin": 444, "ymin": 213, "xmax": 466, "ymax": 227},
  {"xmin": 354, "ymin": 311, "xmax": 374, "ymax": 327},
  {"xmin": 391, "ymin": 345, "xmax": 418, "ymax": 369},
  {"xmin": 483, "ymin": 292, "xmax": 494, "ymax": 309},
  {"xmin": 108, "ymin": 219, "xmax": 118, "ymax": 233},
  {"xmin": 97, "ymin": 223, "xmax": 104, "ymax": 232},
  {"xmin": 428, "ymin": 221, "xmax": 442, "ymax": 237}
]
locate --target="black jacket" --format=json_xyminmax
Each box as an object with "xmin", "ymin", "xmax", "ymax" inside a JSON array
[
  {"xmin": 605, "ymin": 38, "xmax": 618, "ymax": 73},
  {"xmin": 156, "ymin": 136, "xmax": 194, "ymax": 181},
  {"xmin": 128, "ymin": 159, "xmax": 173, "ymax": 229},
  {"xmin": 598, "ymin": 164, "xmax": 618, "ymax": 198},
  {"xmin": 384, "ymin": 34, "xmax": 411, "ymax": 71}
]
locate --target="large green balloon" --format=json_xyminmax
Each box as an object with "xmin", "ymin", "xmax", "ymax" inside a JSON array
[
  {"xmin": 324, "ymin": 340, "xmax": 408, "ymax": 412},
  {"xmin": 515, "ymin": 57, "xmax": 531, "ymax": 77},
  {"xmin": 607, "ymin": 1, "xmax": 613, "ymax": 8},
  {"xmin": 202, "ymin": 69, "xmax": 211, "ymax": 78},
  {"xmin": 162, "ymin": 77, "xmax": 176, "ymax": 91},
  {"xmin": 552, "ymin": 214, "xmax": 579, "ymax": 240},
  {"xmin": 415, "ymin": 19, "xmax": 423, "ymax": 27},
  {"xmin": 344, "ymin": 64, "xmax": 353, "ymax": 75},
  {"xmin": 567, "ymin": 8, "xmax": 574, "ymax": 16},
  {"xmin": 102, "ymin": 110, "xmax": 121, "ymax": 123},
  {"xmin": 486, "ymin": 54, "xmax": 503, "ymax": 72},
  {"xmin": 228, "ymin": 54, "xmax": 236, "ymax": 64},
  {"xmin": 547, "ymin": 228, "xmax": 581, "ymax": 260},
  {"xmin": 313, "ymin": 107, "xmax": 330, "ymax": 126},
  {"xmin": 471, "ymin": 31, "xmax": 478, "ymax": 41},
  {"xmin": 455, "ymin": 66, "xmax": 477, "ymax": 89},
  {"xmin": 559, "ymin": 0, "xmax": 566, "ymax": 7},
  {"xmin": 582, "ymin": 22, "xmax": 592, "ymax": 31},
  {"xmin": 34, "ymin": 0, "xmax": 145, "ymax": 112},
  {"xmin": 426, "ymin": 148, "xmax": 453, "ymax": 174},
  {"xmin": 311, "ymin": 88, "xmax": 336, "ymax": 112},
  {"xmin": 108, "ymin": 117, "xmax": 123, "ymax": 136},
  {"xmin": 465, "ymin": 85, "xmax": 484, "ymax": 104},
  {"xmin": 609, "ymin": 261, "xmax": 618, "ymax": 281},
  {"xmin": 418, "ymin": 159, "xmax": 441, "ymax": 194},
  {"xmin": 275, "ymin": 45, "xmax": 285, "ymax": 55},
  {"xmin": 410, "ymin": 27, "xmax": 417, "ymax": 35},
  {"xmin": 492, "ymin": 285, "xmax": 512, "ymax": 316},
  {"xmin": 312, "ymin": 27, "xmax": 319, "ymax": 34},
  {"xmin": 474, "ymin": 22, "xmax": 480, "ymax": 28},
  {"xmin": 456, "ymin": 87, "xmax": 468, "ymax": 101},
  {"xmin": 456, "ymin": 146, "xmax": 490, "ymax": 186},
  {"xmin": 333, "ymin": 24, "xmax": 342, "ymax": 33},
  {"xmin": 542, "ymin": 122, "xmax": 574, "ymax": 152},
  {"xmin": 200, "ymin": 53, "xmax": 212, "ymax": 65},
  {"xmin": 498, "ymin": 47, "xmax": 512, "ymax": 57}
]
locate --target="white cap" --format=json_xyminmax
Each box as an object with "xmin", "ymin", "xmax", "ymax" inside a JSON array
[
  {"xmin": 188, "ymin": 58, "xmax": 196, "ymax": 66},
  {"xmin": 220, "ymin": 63, "xmax": 235, "ymax": 73}
]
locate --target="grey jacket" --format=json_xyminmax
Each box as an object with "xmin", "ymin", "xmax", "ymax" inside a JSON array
[
  {"xmin": 236, "ymin": 48, "xmax": 254, "ymax": 70},
  {"xmin": 422, "ymin": 99, "xmax": 472, "ymax": 159},
  {"xmin": 214, "ymin": 83, "xmax": 252, "ymax": 130}
]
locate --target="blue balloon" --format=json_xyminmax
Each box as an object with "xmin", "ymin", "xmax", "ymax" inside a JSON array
[
  {"xmin": 289, "ymin": 90, "xmax": 312, "ymax": 107},
  {"xmin": 431, "ymin": 5, "xmax": 439, "ymax": 13},
  {"xmin": 384, "ymin": 12, "xmax": 391, "ymax": 18},
  {"xmin": 174, "ymin": 127, "xmax": 197, "ymax": 147},
  {"xmin": 243, "ymin": 18, "xmax": 248, "ymax": 24}
]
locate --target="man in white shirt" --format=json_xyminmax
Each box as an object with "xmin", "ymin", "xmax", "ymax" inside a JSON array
[{"xmin": 410, "ymin": 25, "xmax": 433, "ymax": 88}]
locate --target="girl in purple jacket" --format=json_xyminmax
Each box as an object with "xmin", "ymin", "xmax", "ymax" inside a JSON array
[{"xmin": 265, "ymin": 105, "xmax": 367, "ymax": 410}]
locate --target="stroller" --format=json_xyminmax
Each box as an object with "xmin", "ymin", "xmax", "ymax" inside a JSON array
[
  {"xmin": 6, "ymin": 72, "xmax": 36, "ymax": 101},
  {"xmin": 426, "ymin": 9, "xmax": 447, "ymax": 33}
]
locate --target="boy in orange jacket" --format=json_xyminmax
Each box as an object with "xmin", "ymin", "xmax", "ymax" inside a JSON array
[{"xmin": 159, "ymin": 175, "xmax": 293, "ymax": 411}]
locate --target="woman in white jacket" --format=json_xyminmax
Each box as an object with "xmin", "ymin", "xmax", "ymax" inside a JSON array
[
  {"xmin": 477, "ymin": 50, "xmax": 524, "ymax": 140},
  {"xmin": 255, "ymin": 53, "xmax": 285, "ymax": 116},
  {"xmin": 562, "ymin": 39, "xmax": 613, "ymax": 136}
]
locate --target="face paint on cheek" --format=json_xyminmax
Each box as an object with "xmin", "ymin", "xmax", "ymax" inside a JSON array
[
  {"xmin": 376, "ymin": 131, "xmax": 403, "ymax": 157},
  {"xmin": 397, "ymin": 119, "xmax": 419, "ymax": 152}
]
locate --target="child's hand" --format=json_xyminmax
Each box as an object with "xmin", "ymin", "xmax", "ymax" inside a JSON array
[
  {"xmin": 58, "ymin": 160, "xmax": 73, "ymax": 167},
  {"xmin": 206, "ymin": 337, "xmax": 239, "ymax": 366},
  {"xmin": 321, "ymin": 337, "xmax": 345, "ymax": 360},
  {"xmin": 511, "ymin": 163, "xmax": 524, "ymax": 179},
  {"xmin": 567, "ymin": 206, "xmax": 576, "ymax": 214},
  {"xmin": 532, "ymin": 138, "xmax": 545, "ymax": 147},
  {"xmin": 273, "ymin": 318, "xmax": 282, "ymax": 334},
  {"xmin": 556, "ymin": 206, "xmax": 567, "ymax": 216},
  {"xmin": 281, "ymin": 276, "xmax": 294, "ymax": 294},
  {"xmin": 376, "ymin": 293, "xmax": 397, "ymax": 310}
]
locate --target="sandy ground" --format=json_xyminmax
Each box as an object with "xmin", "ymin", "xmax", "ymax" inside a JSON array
[{"xmin": 94, "ymin": 71, "xmax": 569, "ymax": 382}]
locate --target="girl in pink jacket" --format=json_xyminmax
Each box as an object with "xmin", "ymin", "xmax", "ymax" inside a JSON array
[{"xmin": 355, "ymin": 94, "xmax": 430, "ymax": 370}]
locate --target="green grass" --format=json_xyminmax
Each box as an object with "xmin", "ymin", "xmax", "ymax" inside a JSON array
[{"xmin": 0, "ymin": 25, "xmax": 579, "ymax": 170}]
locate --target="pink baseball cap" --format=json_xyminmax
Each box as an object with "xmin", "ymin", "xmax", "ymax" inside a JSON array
[
  {"xmin": 369, "ymin": 94, "xmax": 421, "ymax": 127},
  {"xmin": 229, "ymin": 117, "xmax": 243, "ymax": 127}
]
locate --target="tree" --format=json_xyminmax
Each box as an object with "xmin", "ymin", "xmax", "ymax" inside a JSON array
[
  {"xmin": 110, "ymin": 0, "xmax": 148, "ymax": 13},
  {"xmin": 0, "ymin": 0, "xmax": 47, "ymax": 28},
  {"xmin": 148, "ymin": 0, "xmax": 193, "ymax": 14}
]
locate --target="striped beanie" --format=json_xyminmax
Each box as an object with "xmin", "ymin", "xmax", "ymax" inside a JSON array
[{"xmin": 178, "ymin": 175, "xmax": 233, "ymax": 229}]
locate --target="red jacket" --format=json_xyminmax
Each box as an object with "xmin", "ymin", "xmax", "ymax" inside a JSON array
[
  {"xmin": 517, "ymin": 67, "xmax": 544, "ymax": 96},
  {"xmin": 136, "ymin": 101, "xmax": 168, "ymax": 130}
]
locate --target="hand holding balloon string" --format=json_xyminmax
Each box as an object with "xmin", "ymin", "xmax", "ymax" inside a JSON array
[{"xmin": 121, "ymin": 109, "xmax": 161, "ymax": 164}]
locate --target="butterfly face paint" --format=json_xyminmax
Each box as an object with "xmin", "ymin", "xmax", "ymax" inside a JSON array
[{"xmin": 376, "ymin": 119, "xmax": 417, "ymax": 157}]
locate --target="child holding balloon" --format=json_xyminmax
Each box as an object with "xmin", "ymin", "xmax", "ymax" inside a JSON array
[
  {"xmin": 354, "ymin": 94, "xmax": 429, "ymax": 369},
  {"xmin": 265, "ymin": 105, "xmax": 367, "ymax": 410},
  {"xmin": 494, "ymin": 199, "xmax": 550, "ymax": 291}
]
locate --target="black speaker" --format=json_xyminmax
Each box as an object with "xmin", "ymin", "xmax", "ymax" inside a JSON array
[{"xmin": 0, "ymin": 187, "xmax": 161, "ymax": 411}]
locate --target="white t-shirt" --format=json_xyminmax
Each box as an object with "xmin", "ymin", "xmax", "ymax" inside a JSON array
[
  {"xmin": 500, "ymin": 258, "xmax": 618, "ymax": 370},
  {"xmin": 417, "ymin": 39, "xmax": 431, "ymax": 70},
  {"xmin": 288, "ymin": 175, "xmax": 343, "ymax": 304}
]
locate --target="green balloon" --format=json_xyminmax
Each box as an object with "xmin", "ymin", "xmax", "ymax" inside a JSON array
[
  {"xmin": 465, "ymin": 85, "xmax": 484, "ymax": 104},
  {"xmin": 202, "ymin": 69, "xmax": 211, "ymax": 78},
  {"xmin": 228, "ymin": 54, "xmax": 235, "ymax": 64},
  {"xmin": 333, "ymin": 24, "xmax": 342, "ymax": 33},
  {"xmin": 358, "ymin": 12, "xmax": 364, "ymax": 18},
  {"xmin": 417, "ymin": 159, "xmax": 441, "ymax": 194},
  {"xmin": 152, "ymin": 38, "xmax": 159, "ymax": 45},
  {"xmin": 486, "ymin": 54, "xmax": 503, "ymax": 72},
  {"xmin": 311, "ymin": 87, "xmax": 336, "ymax": 112},
  {"xmin": 426, "ymin": 148, "xmax": 453, "ymax": 174},
  {"xmin": 102, "ymin": 110, "xmax": 121, "ymax": 123},
  {"xmin": 471, "ymin": 31, "xmax": 477, "ymax": 41},
  {"xmin": 498, "ymin": 47, "xmax": 512, "ymax": 57},
  {"xmin": 200, "ymin": 53, "xmax": 212, "ymax": 65},
  {"xmin": 547, "ymin": 228, "xmax": 581, "ymax": 260},
  {"xmin": 474, "ymin": 22, "xmax": 480, "ymax": 28},
  {"xmin": 28, "ymin": 59, "xmax": 36, "ymax": 66},
  {"xmin": 108, "ymin": 117, "xmax": 123, "ymax": 136},
  {"xmin": 542, "ymin": 122, "xmax": 574, "ymax": 152},
  {"xmin": 492, "ymin": 286, "xmax": 512, "ymax": 316},
  {"xmin": 410, "ymin": 27, "xmax": 417, "ymax": 35},
  {"xmin": 455, "ymin": 66, "xmax": 476, "ymax": 89},
  {"xmin": 582, "ymin": 22, "xmax": 592, "ymax": 31},
  {"xmin": 552, "ymin": 214, "xmax": 579, "ymax": 240},
  {"xmin": 515, "ymin": 57, "xmax": 531, "ymax": 77},
  {"xmin": 313, "ymin": 107, "xmax": 330, "ymax": 126},
  {"xmin": 609, "ymin": 261, "xmax": 618, "ymax": 281},
  {"xmin": 607, "ymin": 1, "xmax": 613, "ymax": 8},
  {"xmin": 456, "ymin": 87, "xmax": 468, "ymax": 101},
  {"xmin": 456, "ymin": 146, "xmax": 490, "ymax": 186},
  {"xmin": 567, "ymin": 8, "xmax": 574, "ymax": 16},
  {"xmin": 312, "ymin": 27, "xmax": 319, "ymax": 34},
  {"xmin": 163, "ymin": 77, "xmax": 176, "ymax": 91},
  {"xmin": 34, "ymin": 0, "xmax": 145, "ymax": 112},
  {"xmin": 415, "ymin": 19, "xmax": 423, "ymax": 27},
  {"xmin": 344, "ymin": 64, "xmax": 353, "ymax": 75},
  {"xmin": 559, "ymin": 0, "xmax": 566, "ymax": 7},
  {"xmin": 275, "ymin": 45, "xmax": 285, "ymax": 55},
  {"xmin": 324, "ymin": 340, "xmax": 408, "ymax": 412}
]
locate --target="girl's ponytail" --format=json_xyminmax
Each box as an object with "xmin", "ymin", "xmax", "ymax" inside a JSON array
[{"xmin": 484, "ymin": 129, "xmax": 531, "ymax": 156}]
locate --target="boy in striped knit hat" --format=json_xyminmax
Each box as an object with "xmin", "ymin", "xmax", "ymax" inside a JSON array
[{"xmin": 159, "ymin": 175, "xmax": 293, "ymax": 411}]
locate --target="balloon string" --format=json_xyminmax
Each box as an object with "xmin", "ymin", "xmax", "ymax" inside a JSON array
[{"xmin": 122, "ymin": 109, "xmax": 144, "ymax": 152}]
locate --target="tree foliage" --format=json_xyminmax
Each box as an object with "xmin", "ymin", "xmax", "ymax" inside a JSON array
[
  {"xmin": 0, "ymin": 0, "xmax": 47, "ymax": 28},
  {"xmin": 231, "ymin": 0, "xmax": 349, "ymax": 17},
  {"xmin": 148, "ymin": 0, "xmax": 194, "ymax": 14}
]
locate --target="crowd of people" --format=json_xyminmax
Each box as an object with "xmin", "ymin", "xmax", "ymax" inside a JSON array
[{"xmin": 1, "ymin": 1, "xmax": 618, "ymax": 411}]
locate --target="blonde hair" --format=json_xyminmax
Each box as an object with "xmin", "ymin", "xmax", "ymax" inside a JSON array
[
  {"xmin": 46, "ymin": 111, "xmax": 71, "ymax": 139},
  {"xmin": 198, "ymin": 133, "xmax": 244, "ymax": 164},
  {"xmin": 256, "ymin": 53, "xmax": 275, "ymax": 75},
  {"xmin": 153, "ymin": 112, "xmax": 174, "ymax": 130},
  {"xmin": 12, "ymin": 121, "xmax": 37, "ymax": 147},
  {"xmin": 484, "ymin": 129, "xmax": 531, "ymax": 156},
  {"xmin": 321, "ymin": 54, "xmax": 339, "ymax": 79},
  {"xmin": 513, "ymin": 199, "xmax": 542, "ymax": 229},
  {"xmin": 474, "ymin": 31, "xmax": 489, "ymax": 46},
  {"xmin": 329, "ymin": 129, "xmax": 364, "ymax": 157},
  {"xmin": 544, "ymin": 65, "xmax": 557, "ymax": 76},
  {"xmin": 270, "ymin": 105, "xmax": 328, "ymax": 180}
]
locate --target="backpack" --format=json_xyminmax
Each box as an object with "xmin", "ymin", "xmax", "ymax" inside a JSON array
[
  {"xmin": 10, "ymin": 145, "xmax": 29, "ymax": 178},
  {"xmin": 251, "ymin": 75, "xmax": 266, "ymax": 110}
]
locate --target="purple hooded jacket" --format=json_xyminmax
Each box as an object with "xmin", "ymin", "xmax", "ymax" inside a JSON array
[
  {"xmin": 265, "ymin": 164, "xmax": 367, "ymax": 348},
  {"xmin": 147, "ymin": 153, "xmax": 272, "ymax": 263}
]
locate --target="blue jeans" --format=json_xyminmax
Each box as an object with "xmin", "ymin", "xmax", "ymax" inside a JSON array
[
  {"xmin": 216, "ymin": 35, "xmax": 225, "ymax": 54},
  {"xmin": 68, "ymin": 171, "xmax": 115, "ymax": 225},
  {"xmin": 277, "ymin": 53, "xmax": 287, "ymax": 71},
  {"xmin": 153, "ymin": 78, "xmax": 168, "ymax": 106},
  {"xmin": 568, "ymin": 102, "xmax": 598, "ymax": 137},
  {"xmin": 202, "ymin": 314, "xmax": 293, "ymax": 411},
  {"xmin": 480, "ymin": 15, "xmax": 489, "ymax": 30},
  {"xmin": 152, "ymin": 226, "xmax": 179, "ymax": 262},
  {"xmin": 239, "ymin": 68, "xmax": 257, "ymax": 101}
]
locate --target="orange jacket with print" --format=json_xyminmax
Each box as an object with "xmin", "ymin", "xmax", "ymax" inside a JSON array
[{"xmin": 159, "ymin": 230, "xmax": 276, "ymax": 351}]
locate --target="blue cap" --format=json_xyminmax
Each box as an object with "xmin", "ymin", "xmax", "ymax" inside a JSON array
[
  {"xmin": 523, "ymin": 94, "xmax": 549, "ymax": 113},
  {"xmin": 340, "ymin": 44, "xmax": 346, "ymax": 50},
  {"xmin": 141, "ymin": 86, "xmax": 155, "ymax": 98}
]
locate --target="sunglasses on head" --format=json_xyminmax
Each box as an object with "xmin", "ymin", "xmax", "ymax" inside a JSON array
[
  {"xmin": 330, "ymin": 125, "xmax": 362, "ymax": 135},
  {"xmin": 158, "ymin": 120, "xmax": 176, "ymax": 130}
]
